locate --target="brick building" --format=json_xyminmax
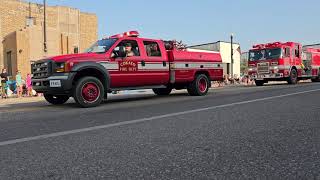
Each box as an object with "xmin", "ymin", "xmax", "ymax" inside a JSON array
[{"xmin": 0, "ymin": 0, "xmax": 98, "ymax": 78}]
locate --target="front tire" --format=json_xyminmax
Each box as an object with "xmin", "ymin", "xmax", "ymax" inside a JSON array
[
  {"xmin": 187, "ymin": 74, "xmax": 210, "ymax": 96},
  {"xmin": 44, "ymin": 94, "xmax": 69, "ymax": 105},
  {"xmin": 153, "ymin": 87, "xmax": 172, "ymax": 96},
  {"xmin": 287, "ymin": 69, "xmax": 298, "ymax": 84},
  {"xmin": 73, "ymin": 76, "xmax": 104, "ymax": 108},
  {"xmin": 255, "ymin": 80, "xmax": 264, "ymax": 86}
]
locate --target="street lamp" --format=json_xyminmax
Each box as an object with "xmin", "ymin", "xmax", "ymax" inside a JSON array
[
  {"xmin": 43, "ymin": 0, "xmax": 47, "ymax": 53},
  {"xmin": 230, "ymin": 33, "xmax": 234, "ymax": 76}
]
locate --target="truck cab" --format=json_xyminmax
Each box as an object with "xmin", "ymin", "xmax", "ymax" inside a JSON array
[
  {"xmin": 248, "ymin": 42, "xmax": 303, "ymax": 86},
  {"xmin": 32, "ymin": 31, "xmax": 223, "ymax": 107}
]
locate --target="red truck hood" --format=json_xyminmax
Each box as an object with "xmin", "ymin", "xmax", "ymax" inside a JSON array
[{"xmin": 48, "ymin": 53, "xmax": 106, "ymax": 62}]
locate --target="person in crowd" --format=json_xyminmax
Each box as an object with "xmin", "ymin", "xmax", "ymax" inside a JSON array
[
  {"xmin": 15, "ymin": 70, "xmax": 23, "ymax": 97},
  {"xmin": 223, "ymin": 75, "xmax": 229, "ymax": 85},
  {"xmin": 1, "ymin": 68, "xmax": 8, "ymax": 98},
  {"xmin": 26, "ymin": 73, "xmax": 32, "ymax": 97},
  {"xmin": 234, "ymin": 74, "xmax": 240, "ymax": 84}
]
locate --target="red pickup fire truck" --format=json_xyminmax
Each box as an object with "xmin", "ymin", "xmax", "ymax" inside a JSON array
[
  {"xmin": 248, "ymin": 42, "xmax": 320, "ymax": 86},
  {"xmin": 31, "ymin": 31, "xmax": 223, "ymax": 107}
]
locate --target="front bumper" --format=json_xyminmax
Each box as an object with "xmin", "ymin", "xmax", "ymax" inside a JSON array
[
  {"xmin": 32, "ymin": 72, "xmax": 75, "ymax": 95},
  {"xmin": 250, "ymin": 73, "xmax": 284, "ymax": 80}
]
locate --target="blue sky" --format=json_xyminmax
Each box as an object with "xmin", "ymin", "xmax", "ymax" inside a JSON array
[{"xmin": 28, "ymin": 0, "xmax": 320, "ymax": 51}]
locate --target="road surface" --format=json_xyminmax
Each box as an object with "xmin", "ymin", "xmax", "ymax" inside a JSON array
[{"xmin": 0, "ymin": 82, "xmax": 319, "ymax": 179}]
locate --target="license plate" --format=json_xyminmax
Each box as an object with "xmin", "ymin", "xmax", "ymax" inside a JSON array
[{"xmin": 50, "ymin": 80, "xmax": 61, "ymax": 87}]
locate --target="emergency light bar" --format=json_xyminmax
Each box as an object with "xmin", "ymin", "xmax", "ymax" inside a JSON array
[
  {"xmin": 252, "ymin": 44, "xmax": 265, "ymax": 49},
  {"xmin": 108, "ymin": 31, "xmax": 140, "ymax": 39}
]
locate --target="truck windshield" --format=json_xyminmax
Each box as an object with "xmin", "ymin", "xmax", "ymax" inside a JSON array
[
  {"xmin": 85, "ymin": 39, "xmax": 117, "ymax": 53},
  {"xmin": 249, "ymin": 48, "xmax": 282, "ymax": 61}
]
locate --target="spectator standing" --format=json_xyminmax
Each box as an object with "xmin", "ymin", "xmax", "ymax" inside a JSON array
[
  {"xmin": 26, "ymin": 73, "xmax": 32, "ymax": 97},
  {"xmin": 1, "ymin": 68, "xmax": 8, "ymax": 98},
  {"xmin": 16, "ymin": 70, "xmax": 23, "ymax": 97}
]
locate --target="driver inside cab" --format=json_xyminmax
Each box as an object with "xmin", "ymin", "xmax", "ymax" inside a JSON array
[
  {"xmin": 124, "ymin": 43, "xmax": 135, "ymax": 57},
  {"xmin": 111, "ymin": 42, "xmax": 137, "ymax": 58}
]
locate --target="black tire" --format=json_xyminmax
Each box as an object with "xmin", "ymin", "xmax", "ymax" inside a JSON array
[
  {"xmin": 311, "ymin": 77, "xmax": 320, "ymax": 82},
  {"xmin": 44, "ymin": 94, "xmax": 69, "ymax": 105},
  {"xmin": 187, "ymin": 74, "xmax": 210, "ymax": 96},
  {"xmin": 153, "ymin": 87, "xmax": 172, "ymax": 96},
  {"xmin": 255, "ymin": 80, "xmax": 264, "ymax": 86},
  {"xmin": 73, "ymin": 76, "xmax": 104, "ymax": 108},
  {"xmin": 287, "ymin": 69, "xmax": 298, "ymax": 84}
]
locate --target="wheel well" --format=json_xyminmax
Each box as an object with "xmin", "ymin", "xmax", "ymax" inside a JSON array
[
  {"xmin": 73, "ymin": 68, "xmax": 108, "ymax": 91},
  {"xmin": 291, "ymin": 66, "xmax": 297, "ymax": 72},
  {"xmin": 194, "ymin": 71, "xmax": 211, "ymax": 85},
  {"xmin": 195, "ymin": 71, "xmax": 210, "ymax": 79}
]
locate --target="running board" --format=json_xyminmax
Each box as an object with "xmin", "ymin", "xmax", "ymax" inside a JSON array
[{"xmin": 109, "ymin": 85, "xmax": 167, "ymax": 92}]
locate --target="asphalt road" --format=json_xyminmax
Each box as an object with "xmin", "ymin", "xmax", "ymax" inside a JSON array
[{"xmin": 0, "ymin": 82, "xmax": 319, "ymax": 179}]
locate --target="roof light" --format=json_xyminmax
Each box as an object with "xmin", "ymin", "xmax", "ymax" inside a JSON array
[
  {"xmin": 123, "ymin": 31, "xmax": 139, "ymax": 37},
  {"xmin": 108, "ymin": 31, "xmax": 140, "ymax": 39},
  {"xmin": 109, "ymin": 33, "xmax": 124, "ymax": 39}
]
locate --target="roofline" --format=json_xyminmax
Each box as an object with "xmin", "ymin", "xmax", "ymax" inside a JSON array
[
  {"xmin": 14, "ymin": 0, "xmax": 96, "ymax": 14},
  {"xmin": 188, "ymin": 41, "xmax": 240, "ymax": 48},
  {"xmin": 303, "ymin": 43, "xmax": 320, "ymax": 47}
]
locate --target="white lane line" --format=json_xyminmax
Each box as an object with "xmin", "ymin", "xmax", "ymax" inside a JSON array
[{"xmin": 0, "ymin": 88, "xmax": 319, "ymax": 147}]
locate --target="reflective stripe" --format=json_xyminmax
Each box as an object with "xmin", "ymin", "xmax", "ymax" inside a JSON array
[
  {"xmin": 100, "ymin": 62, "xmax": 119, "ymax": 70},
  {"xmin": 173, "ymin": 62, "xmax": 222, "ymax": 69},
  {"xmin": 99, "ymin": 61, "xmax": 222, "ymax": 71}
]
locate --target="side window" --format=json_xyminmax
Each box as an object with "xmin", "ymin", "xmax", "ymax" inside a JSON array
[
  {"xmin": 295, "ymin": 45, "xmax": 300, "ymax": 58},
  {"xmin": 112, "ymin": 40, "xmax": 140, "ymax": 58},
  {"xmin": 292, "ymin": 48, "xmax": 295, "ymax": 58},
  {"xmin": 284, "ymin": 47, "xmax": 290, "ymax": 57},
  {"xmin": 143, "ymin": 41, "xmax": 162, "ymax": 57}
]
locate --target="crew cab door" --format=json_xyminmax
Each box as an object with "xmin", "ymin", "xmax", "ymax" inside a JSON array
[
  {"xmin": 141, "ymin": 40, "xmax": 170, "ymax": 85},
  {"xmin": 292, "ymin": 44, "xmax": 302, "ymax": 76},
  {"xmin": 109, "ymin": 39, "xmax": 145, "ymax": 87}
]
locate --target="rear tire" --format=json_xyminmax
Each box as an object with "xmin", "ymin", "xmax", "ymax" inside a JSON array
[
  {"xmin": 153, "ymin": 87, "xmax": 172, "ymax": 96},
  {"xmin": 311, "ymin": 77, "xmax": 320, "ymax": 82},
  {"xmin": 287, "ymin": 69, "xmax": 298, "ymax": 84},
  {"xmin": 73, "ymin": 76, "xmax": 104, "ymax": 108},
  {"xmin": 255, "ymin": 80, "xmax": 264, "ymax": 86},
  {"xmin": 187, "ymin": 74, "xmax": 210, "ymax": 96},
  {"xmin": 44, "ymin": 94, "xmax": 69, "ymax": 105}
]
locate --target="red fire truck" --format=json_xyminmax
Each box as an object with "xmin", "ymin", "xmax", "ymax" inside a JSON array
[
  {"xmin": 31, "ymin": 31, "xmax": 223, "ymax": 107},
  {"xmin": 248, "ymin": 42, "xmax": 320, "ymax": 86}
]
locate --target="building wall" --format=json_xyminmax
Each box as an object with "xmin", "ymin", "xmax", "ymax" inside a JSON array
[
  {"xmin": 219, "ymin": 42, "xmax": 241, "ymax": 76},
  {"xmin": 0, "ymin": 0, "xmax": 98, "ymax": 75},
  {"xmin": 80, "ymin": 13, "xmax": 98, "ymax": 52},
  {"xmin": 3, "ymin": 32, "xmax": 17, "ymax": 77},
  {"xmin": 188, "ymin": 42, "xmax": 241, "ymax": 76}
]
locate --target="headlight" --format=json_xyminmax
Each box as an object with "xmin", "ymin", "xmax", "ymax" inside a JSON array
[
  {"xmin": 55, "ymin": 62, "xmax": 66, "ymax": 72},
  {"xmin": 273, "ymin": 66, "xmax": 279, "ymax": 70}
]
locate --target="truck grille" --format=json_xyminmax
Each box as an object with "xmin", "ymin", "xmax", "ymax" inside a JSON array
[
  {"xmin": 257, "ymin": 62, "xmax": 269, "ymax": 74},
  {"xmin": 31, "ymin": 60, "xmax": 52, "ymax": 79}
]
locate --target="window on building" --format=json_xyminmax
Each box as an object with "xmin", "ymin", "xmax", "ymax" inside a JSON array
[
  {"xmin": 26, "ymin": 17, "xmax": 36, "ymax": 26},
  {"xmin": 143, "ymin": 41, "xmax": 162, "ymax": 57},
  {"xmin": 6, "ymin": 51, "xmax": 12, "ymax": 76}
]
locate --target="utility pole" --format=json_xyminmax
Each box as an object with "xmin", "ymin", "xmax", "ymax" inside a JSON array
[
  {"xmin": 28, "ymin": 2, "xmax": 31, "ymax": 18},
  {"xmin": 230, "ymin": 33, "xmax": 234, "ymax": 76},
  {"xmin": 43, "ymin": 0, "xmax": 47, "ymax": 53}
]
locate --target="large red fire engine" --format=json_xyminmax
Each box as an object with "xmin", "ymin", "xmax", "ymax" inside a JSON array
[
  {"xmin": 31, "ymin": 31, "xmax": 223, "ymax": 107},
  {"xmin": 247, "ymin": 42, "xmax": 320, "ymax": 86}
]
